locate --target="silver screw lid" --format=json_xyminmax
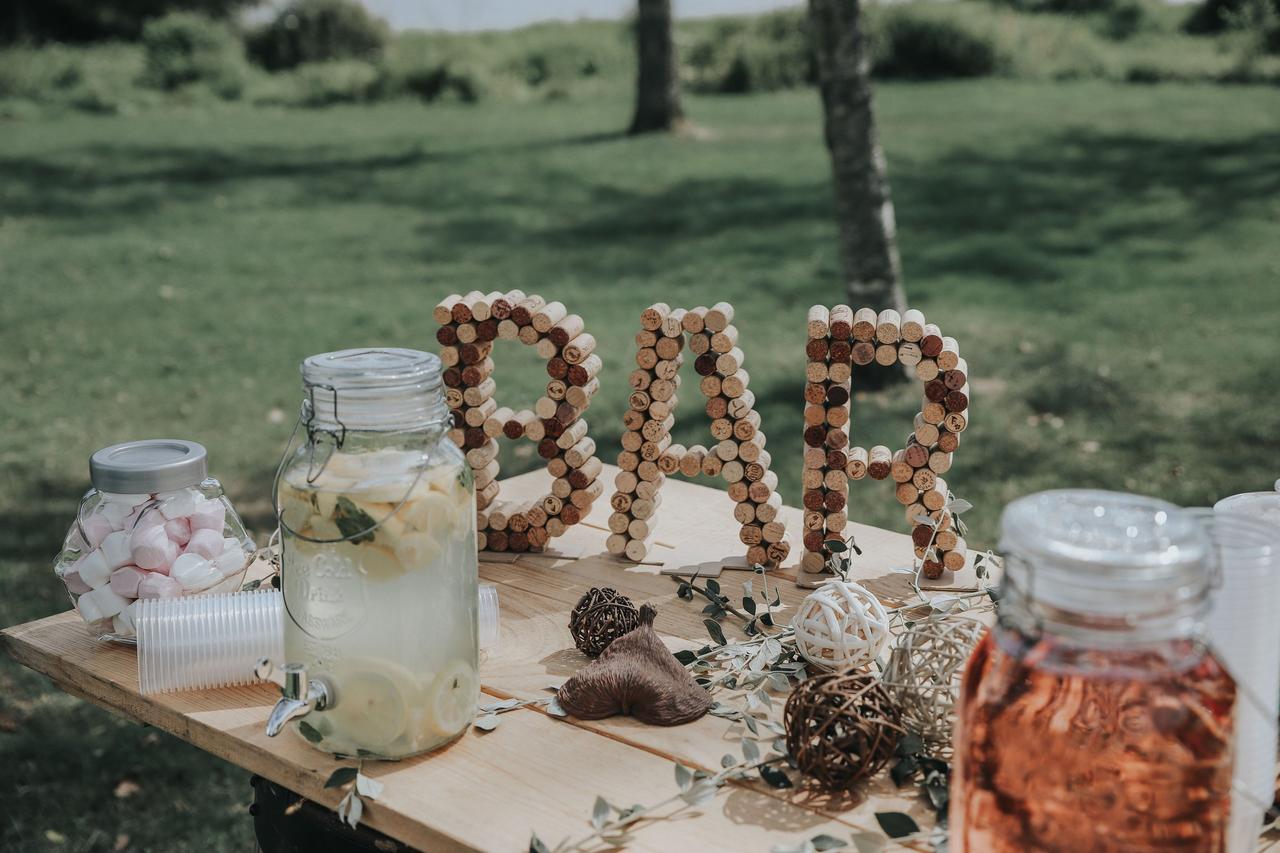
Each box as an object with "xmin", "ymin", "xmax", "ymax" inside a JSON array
[{"xmin": 89, "ymin": 439, "xmax": 209, "ymax": 495}]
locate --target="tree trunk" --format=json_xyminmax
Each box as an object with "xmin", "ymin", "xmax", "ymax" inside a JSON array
[
  {"xmin": 629, "ymin": 0, "xmax": 684, "ymax": 135},
  {"xmin": 807, "ymin": 0, "xmax": 906, "ymax": 321}
]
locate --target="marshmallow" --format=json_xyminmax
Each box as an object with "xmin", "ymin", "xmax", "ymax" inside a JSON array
[
  {"xmin": 76, "ymin": 549, "xmax": 113, "ymax": 588},
  {"xmin": 80, "ymin": 512, "xmax": 114, "ymax": 548},
  {"xmin": 112, "ymin": 611, "xmax": 134, "ymax": 637},
  {"xmin": 170, "ymin": 552, "xmax": 221, "ymax": 591},
  {"xmin": 63, "ymin": 570, "xmax": 92, "ymax": 595},
  {"xmin": 188, "ymin": 499, "xmax": 225, "ymax": 532},
  {"xmin": 99, "ymin": 500, "xmax": 135, "ymax": 530},
  {"xmin": 81, "ymin": 585, "xmax": 129, "ymax": 619},
  {"xmin": 131, "ymin": 524, "xmax": 177, "ymax": 572},
  {"xmin": 164, "ymin": 517, "xmax": 191, "ymax": 547},
  {"xmin": 185, "ymin": 527, "xmax": 225, "ymax": 560},
  {"xmin": 110, "ymin": 566, "xmax": 146, "ymax": 598},
  {"xmin": 77, "ymin": 593, "xmax": 106, "ymax": 624},
  {"xmin": 158, "ymin": 488, "xmax": 202, "ymax": 520},
  {"xmin": 214, "ymin": 541, "xmax": 247, "ymax": 577},
  {"xmin": 137, "ymin": 572, "xmax": 182, "ymax": 599},
  {"xmin": 100, "ymin": 530, "xmax": 133, "ymax": 570},
  {"xmin": 113, "ymin": 600, "xmax": 141, "ymax": 636}
]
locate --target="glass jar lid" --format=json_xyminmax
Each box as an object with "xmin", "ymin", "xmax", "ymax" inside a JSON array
[
  {"xmin": 90, "ymin": 439, "xmax": 208, "ymax": 494},
  {"xmin": 999, "ymin": 489, "xmax": 1212, "ymax": 621},
  {"xmin": 301, "ymin": 348, "xmax": 445, "ymax": 432}
]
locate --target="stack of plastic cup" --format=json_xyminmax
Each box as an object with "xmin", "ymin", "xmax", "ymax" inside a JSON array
[
  {"xmin": 1198, "ymin": 498, "xmax": 1280, "ymax": 852},
  {"xmin": 138, "ymin": 585, "xmax": 502, "ymax": 695},
  {"xmin": 136, "ymin": 589, "xmax": 284, "ymax": 695},
  {"xmin": 479, "ymin": 582, "xmax": 500, "ymax": 650}
]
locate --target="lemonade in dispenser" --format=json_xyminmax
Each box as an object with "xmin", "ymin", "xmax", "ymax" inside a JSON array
[{"xmin": 261, "ymin": 348, "xmax": 479, "ymax": 758}]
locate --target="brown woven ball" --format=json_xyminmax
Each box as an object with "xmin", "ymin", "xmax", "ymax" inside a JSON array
[
  {"xmin": 784, "ymin": 668, "xmax": 905, "ymax": 792},
  {"xmin": 569, "ymin": 587, "xmax": 641, "ymax": 657}
]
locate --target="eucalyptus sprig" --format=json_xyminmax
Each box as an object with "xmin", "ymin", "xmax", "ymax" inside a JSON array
[
  {"xmin": 672, "ymin": 563, "xmax": 786, "ymax": 637},
  {"xmin": 530, "ymin": 737, "xmax": 795, "ymax": 852},
  {"xmin": 322, "ymin": 758, "xmax": 384, "ymax": 830}
]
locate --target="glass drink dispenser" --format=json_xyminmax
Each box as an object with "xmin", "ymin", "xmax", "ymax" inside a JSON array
[{"xmin": 262, "ymin": 348, "xmax": 479, "ymax": 758}]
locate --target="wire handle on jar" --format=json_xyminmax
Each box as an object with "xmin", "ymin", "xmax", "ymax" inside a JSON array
[{"xmin": 269, "ymin": 399, "xmax": 453, "ymax": 545}]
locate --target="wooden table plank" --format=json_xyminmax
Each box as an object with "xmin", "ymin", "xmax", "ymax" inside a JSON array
[{"xmin": 1, "ymin": 611, "xmax": 864, "ymax": 852}]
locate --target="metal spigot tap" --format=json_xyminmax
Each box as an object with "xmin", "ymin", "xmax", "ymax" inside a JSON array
[{"xmin": 255, "ymin": 659, "xmax": 333, "ymax": 737}]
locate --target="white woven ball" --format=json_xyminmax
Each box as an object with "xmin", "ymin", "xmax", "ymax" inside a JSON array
[{"xmin": 791, "ymin": 580, "xmax": 891, "ymax": 671}]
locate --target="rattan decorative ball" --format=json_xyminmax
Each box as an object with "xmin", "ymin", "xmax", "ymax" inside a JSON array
[
  {"xmin": 784, "ymin": 668, "xmax": 904, "ymax": 792},
  {"xmin": 882, "ymin": 616, "xmax": 985, "ymax": 752},
  {"xmin": 569, "ymin": 587, "xmax": 641, "ymax": 657},
  {"xmin": 791, "ymin": 580, "xmax": 891, "ymax": 671}
]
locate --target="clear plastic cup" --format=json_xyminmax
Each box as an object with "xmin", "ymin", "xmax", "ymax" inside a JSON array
[
  {"xmin": 479, "ymin": 582, "xmax": 500, "ymax": 651},
  {"xmin": 136, "ymin": 589, "xmax": 284, "ymax": 695},
  {"xmin": 1199, "ymin": 504, "xmax": 1280, "ymax": 851}
]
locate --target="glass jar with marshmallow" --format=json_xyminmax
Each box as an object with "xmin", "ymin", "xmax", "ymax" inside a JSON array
[{"xmin": 53, "ymin": 439, "xmax": 256, "ymax": 641}]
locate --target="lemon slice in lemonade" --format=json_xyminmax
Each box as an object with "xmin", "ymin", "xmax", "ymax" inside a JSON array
[
  {"xmin": 423, "ymin": 660, "xmax": 479, "ymax": 738},
  {"xmin": 326, "ymin": 658, "xmax": 417, "ymax": 751}
]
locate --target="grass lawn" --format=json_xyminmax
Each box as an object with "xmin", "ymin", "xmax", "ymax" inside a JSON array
[{"xmin": 2, "ymin": 79, "xmax": 1279, "ymax": 850}]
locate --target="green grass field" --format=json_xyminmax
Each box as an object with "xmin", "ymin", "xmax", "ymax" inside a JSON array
[{"xmin": 2, "ymin": 79, "xmax": 1279, "ymax": 850}]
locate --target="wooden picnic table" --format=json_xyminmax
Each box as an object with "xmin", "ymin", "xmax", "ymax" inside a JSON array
[{"xmin": 0, "ymin": 466, "xmax": 1200, "ymax": 851}]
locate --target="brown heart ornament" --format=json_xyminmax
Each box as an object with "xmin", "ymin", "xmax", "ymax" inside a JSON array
[{"xmin": 557, "ymin": 604, "xmax": 712, "ymax": 726}]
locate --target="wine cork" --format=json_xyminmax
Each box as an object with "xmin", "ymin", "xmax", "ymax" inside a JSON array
[
  {"xmin": 658, "ymin": 445, "xmax": 685, "ymax": 474},
  {"xmin": 875, "ymin": 343, "xmax": 898, "ymax": 367},
  {"xmin": 876, "ymin": 309, "xmax": 901, "ymax": 344},
  {"xmin": 829, "ymin": 304, "xmax": 853, "ymax": 340},
  {"xmin": 655, "ymin": 336, "xmax": 682, "ymax": 361},
  {"xmin": 625, "ymin": 537, "xmax": 653, "ymax": 562},
  {"xmin": 807, "ymin": 305, "xmax": 830, "ymax": 339},
  {"xmin": 465, "ymin": 397, "xmax": 497, "ymax": 428},
  {"xmin": 532, "ymin": 301, "xmax": 567, "ymax": 333},
  {"xmin": 901, "ymin": 309, "xmax": 925, "ymax": 342},
  {"xmin": 701, "ymin": 453, "xmax": 723, "ymax": 477},
  {"xmin": 716, "ymin": 347, "xmax": 745, "ymax": 375},
  {"xmin": 534, "ymin": 338, "xmax": 558, "ymax": 360},
  {"xmin": 897, "ymin": 342, "xmax": 922, "ymax": 367},
  {"xmin": 548, "ymin": 314, "xmax": 585, "ymax": 349},
  {"xmin": 754, "ymin": 492, "xmax": 783, "ymax": 524},
  {"xmin": 661, "ymin": 308, "xmax": 686, "ymax": 338},
  {"xmin": 867, "ymin": 445, "xmax": 892, "ymax": 480},
  {"xmin": 710, "ymin": 325, "xmax": 739, "ymax": 354},
  {"xmin": 922, "ymin": 478, "xmax": 948, "ymax": 512},
  {"xmin": 628, "ymin": 517, "xmax": 653, "ymax": 541},
  {"xmin": 682, "ymin": 307, "xmax": 707, "ymax": 334},
  {"xmin": 852, "ymin": 307, "xmax": 878, "ymax": 342},
  {"xmin": 676, "ymin": 445, "xmax": 705, "ymax": 477},
  {"xmin": 937, "ymin": 337, "xmax": 960, "ymax": 371},
  {"xmin": 845, "ymin": 446, "xmax": 869, "ymax": 479},
  {"xmin": 567, "ymin": 354, "xmax": 602, "ymax": 386},
  {"xmin": 556, "ymin": 418, "xmax": 590, "ymax": 451},
  {"xmin": 565, "ymin": 378, "xmax": 598, "ymax": 410},
  {"xmin": 434, "ymin": 294, "xmax": 462, "ymax": 325},
  {"xmin": 640, "ymin": 303, "xmax": 670, "ymax": 332},
  {"xmin": 510, "ymin": 295, "xmax": 546, "ymax": 326},
  {"xmin": 705, "ymin": 302, "xmax": 734, "ymax": 332}
]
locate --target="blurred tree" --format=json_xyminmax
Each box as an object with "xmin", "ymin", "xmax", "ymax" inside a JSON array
[
  {"xmin": 629, "ymin": 0, "xmax": 684, "ymax": 134},
  {"xmin": 2, "ymin": 0, "xmax": 254, "ymax": 43},
  {"xmin": 246, "ymin": 0, "xmax": 389, "ymax": 71},
  {"xmin": 808, "ymin": 0, "xmax": 908, "ymax": 351}
]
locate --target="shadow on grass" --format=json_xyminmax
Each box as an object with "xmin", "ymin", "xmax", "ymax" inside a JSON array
[{"xmin": 2, "ymin": 127, "xmax": 1277, "ymax": 286}]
